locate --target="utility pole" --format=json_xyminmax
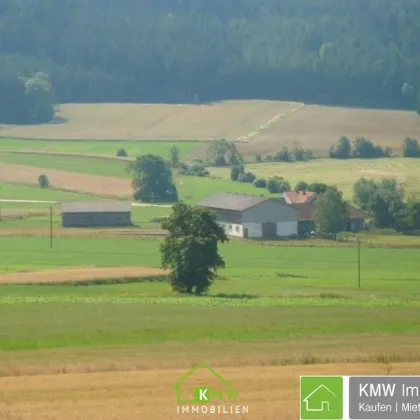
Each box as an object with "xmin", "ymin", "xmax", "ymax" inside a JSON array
[
  {"xmin": 357, "ymin": 236, "xmax": 361, "ymax": 288},
  {"xmin": 50, "ymin": 206, "xmax": 53, "ymax": 248}
]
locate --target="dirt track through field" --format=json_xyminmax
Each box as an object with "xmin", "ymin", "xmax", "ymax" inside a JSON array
[
  {"xmin": 0, "ymin": 163, "xmax": 131, "ymax": 197},
  {"xmin": 0, "ymin": 267, "xmax": 166, "ymax": 284},
  {"xmin": 242, "ymin": 104, "xmax": 420, "ymax": 156},
  {"xmin": 0, "ymin": 363, "xmax": 418, "ymax": 419}
]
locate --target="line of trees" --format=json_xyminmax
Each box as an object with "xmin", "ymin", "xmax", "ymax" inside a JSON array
[
  {"xmin": 1, "ymin": 0, "xmax": 420, "ymax": 110},
  {"xmin": 258, "ymin": 146, "xmax": 314, "ymax": 163},
  {"xmin": 353, "ymin": 177, "xmax": 420, "ymax": 233},
  {"xmin": 329, "ymin": 136, "xmax": 391, "ymax": 159}
]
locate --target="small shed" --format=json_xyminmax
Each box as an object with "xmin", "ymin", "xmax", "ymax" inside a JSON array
[
  {"xmin": 61, "ymin": 201, "xmax": 132, "ymax": 228},
  {"xmin": 199, "ymin": 193, "xmax": 298, "ymax": 239}
]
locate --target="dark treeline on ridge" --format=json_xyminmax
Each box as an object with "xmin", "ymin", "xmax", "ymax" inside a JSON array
[{"xmin": 1, "ymin": 0, "xmax": 420, "ymax": 122}]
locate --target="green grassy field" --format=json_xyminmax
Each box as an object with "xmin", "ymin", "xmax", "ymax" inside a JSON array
[
  {"xmin": 2, "ymin": 236, "xmax": 420, "ymax": 294},
  {"xmin": 0, "ymin": 139, "xmax": 199, "ymax": 158},
  {"xmin": 1, "ymin": 235, "xmax": 420, "ymax": 354},
  {"xmin": 0, "ymin": 152, "xmax": 128, "ymax": 178},
  {"xmin": 0, "ymin": 151, "xmax": 276, "ymax": 203},
  {"xmin": 0, "ymin": 301, "xmax": 418, "ymax": 352},
  {"xmin": 2, "ymin": 138, "xmax": 420, "ymax": 376},
  {"xmin": 0, "ymin": 205, "xmax": 170, "ymax": 230},
  {"xmin": 210, "ymin": 158, "xmax": 420, "ymax": 200},
  {"xmin": 1, "ymin": 234, "xmax": 420, "ymax": 377}
]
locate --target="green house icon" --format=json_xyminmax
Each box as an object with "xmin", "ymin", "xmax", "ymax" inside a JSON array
[
  {"xmin": 173, "ymin": 362, "xmax": 232, "ymax": 404},
  {"xmin": 303, "ymin": 384, "xmax": 338, "ymax": 412}
]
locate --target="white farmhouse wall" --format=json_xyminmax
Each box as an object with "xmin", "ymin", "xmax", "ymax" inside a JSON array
[
  {"xmin": 218, "ymin": 222, "xmax": 243, "ymax": 237},
  {"xmin": 243, "ymin": 223, "xmax": 263, "ymax": 238},
  {"xmin": 276, "ymin": 221, "xmax": 298, "ymax": 237}
]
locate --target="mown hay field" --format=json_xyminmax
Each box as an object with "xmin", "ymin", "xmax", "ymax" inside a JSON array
[
  {"xmin": 0, "ymin": 100, "xmax": 302, "ymax": 142},
  {"xmin": 1, "ymin": 101, "xmax": 418, "ymax": 158},
  {"xmin": 241, "ymin": 104, "xmax": 420, "ymax": 157},
  {"xmin": 1, "ymin": 363, "xmax": 420, "ymax": 420},
  {"xmin": 210, "ymin": 157, "xmax": 420, "ymax": 200}
]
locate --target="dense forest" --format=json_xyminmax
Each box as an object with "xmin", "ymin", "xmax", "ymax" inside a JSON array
[{"xmin": 1, "ymin": 0, "xmax": 420, "ymax": 123}]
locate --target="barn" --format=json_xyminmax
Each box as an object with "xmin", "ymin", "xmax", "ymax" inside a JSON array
[
  {"xmin": 61, "ymin": 201, "xmax": 132, "ymax": 228},
  {"xmin": 199, "ymin": 193, "xmax": 298, "ymax": 239}
]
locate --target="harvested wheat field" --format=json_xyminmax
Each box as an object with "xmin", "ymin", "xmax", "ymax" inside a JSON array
[
  {"xmin": 209, "ymin": 157, "xmax": 420, "ymax": 199},
  {"xmin": 0, "ymin": 363, "xmax": 418, "ymax": 420},
  {"xmin": 0, "ymin": 100, "xmax": 302, "ymax": 141},
  {"xmin": 0, "ymin": 163, "xmax": 131, "ymax": 197},
  {"xmin": 239, "ymin": 104, "xmax": 420, "ymax": 157},
  {"xmin": 0, "ymin": 267, "xmax": 166, "ymax": 284}
]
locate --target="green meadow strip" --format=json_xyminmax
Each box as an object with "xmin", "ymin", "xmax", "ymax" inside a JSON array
[{"xmin": 0, "ymin": 295, "xmax": 418, "ymax": 307}]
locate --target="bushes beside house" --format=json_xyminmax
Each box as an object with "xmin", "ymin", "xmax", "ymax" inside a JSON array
[{"xmin": 267, "ymin": 176, "xmax": 291, "ymax": 193}]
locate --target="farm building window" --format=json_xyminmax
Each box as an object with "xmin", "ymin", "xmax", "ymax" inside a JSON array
[
  {"xmin": 236, "ymin": 226, "xmax": 240, "ymax": 233},
  {"xmin": 229, "ymin": 225, "xmax": 232, "ymax": 231}
]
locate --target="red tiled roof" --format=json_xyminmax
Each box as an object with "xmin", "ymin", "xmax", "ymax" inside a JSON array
[
  {"xmin": 292, "ymin": 203, "xmax": 365, "ymax": 221},
  {"xmin": 284, "ymin": 191, "xmax": 316, "ymax": 204}
]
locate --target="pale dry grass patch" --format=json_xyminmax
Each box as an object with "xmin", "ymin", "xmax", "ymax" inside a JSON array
[{"xmin": 0, "ymin": 267, "xmax": 167, "ymax": 285}]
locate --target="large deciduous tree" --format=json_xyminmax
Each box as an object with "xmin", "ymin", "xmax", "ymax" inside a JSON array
[
  {"xmin": 127, "ymin": 154, "xmax": 178, "ymax": 202},
  {"xmin": 353, "ymin": 177, "xmax": 405, "ymax": 228},
  {"xmin": 160, "ymin": 203, "xmax": 228, "ymax": 295},
  {"xmin": 329, "ymin": 136, "xmax": 351, "ymax": 159},
  {"xmin": 314, "ymin": 188, "xmax": 349, "ymax": 236}
]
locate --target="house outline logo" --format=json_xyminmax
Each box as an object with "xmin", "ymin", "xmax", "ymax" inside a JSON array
[
  {"xmin": 300, "ymin": 376, "xmax": 343, "ymax": 420},
  {"xmin": 303, "ymin": 384, "xmax": 338, "ymax": 412},
  {"xmin": 173, "ymin": 362, "xmax": 234, "ymax": 404}
]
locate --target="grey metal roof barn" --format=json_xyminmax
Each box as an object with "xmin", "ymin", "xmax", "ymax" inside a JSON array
[
  {"xmin": 199, "ymin": 192, "xmax": 286, "ymax": 212},
  {"xmin": 199, "ymin": 193, "xmax": 297, "ymax": 239},
  {"xmin": 61, "ymin": 201, "xmax": 132, "ymax": 227}
]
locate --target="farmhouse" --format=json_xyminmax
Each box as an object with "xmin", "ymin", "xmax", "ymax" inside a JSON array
[
  {"xmin": 293, "ymin": 203, "xmax": 366, "ymax": 237},
  {"xmin": 61, "ymin": 201, "xmax": 132, "ymax": 227},
  {"xmin": 199, "ymin": 193, "xmax": 298, "ymax": 239},
  {"xmin": 283, "ymin": 190, "xmax": 317, "ymax": 204}
]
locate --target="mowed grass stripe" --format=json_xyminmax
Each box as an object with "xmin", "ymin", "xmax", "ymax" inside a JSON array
[
  {"xmin": 0, "ymin": 152, "xmax": 129, "ymax": 178},
  {"xmin": 0, "ymin": 303, "xmax": 418, "ymax": 351},
  {"xmin": 0, "ymin": 139, "xmax": 200, "ymax": 158}
]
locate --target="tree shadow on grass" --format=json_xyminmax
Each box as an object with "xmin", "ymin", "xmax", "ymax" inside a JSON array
[
  {"xmin": 209, "ymin": 293, "xmax": 259, "ymax": 300},
  {"xmin": 44, "ymin": 115, "xmax": 69, "ymax": 125}
]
